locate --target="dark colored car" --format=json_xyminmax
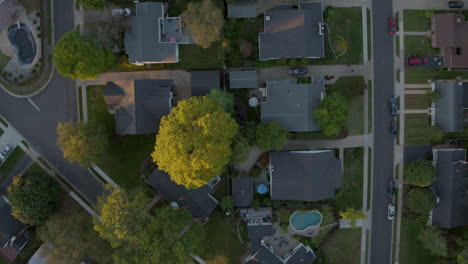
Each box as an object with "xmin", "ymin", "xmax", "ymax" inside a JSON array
[
  {"xmin": 388, "ymin": 17, "xmax": 397, "ymax": 35},
  {"xmin": 387, "ymin": 179, "xmax": 395, "ymax": 199},
  {"xmin": 289, "ymin": 67, "xmax": 307, "ymax": 76},
  {"xmin": 389, "ymin": 97, "xmax": 398, "ymax": 116},
  {"xmin": 407, "ymin": 57, "xmax": 428, "ymax": 65},
  {"xmin": 390, "ymin": 118, "xmax": 398, "ymax": 135},
  {"xmin": 449, "ymin": 1, "xmax": 464, "ymax": 8}
]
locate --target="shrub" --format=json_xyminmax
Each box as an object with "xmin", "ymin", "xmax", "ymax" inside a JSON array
[
  {"xmin": 33, "ymin": 20, "xmax": 37, "ymax": 24},
  {"xmin": 406, "ymin": 188, "xmax": 435, "ymax": 215},
  {"xmin": 404, "ymin": 160, "xmax": 435, "ymax": 187},
  {"xmin": 35, "ymin": 11, "xmax": 41, "ymax": 17}
]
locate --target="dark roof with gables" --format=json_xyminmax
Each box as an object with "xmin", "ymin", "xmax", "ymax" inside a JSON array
[
  {"xmin": 247, "ymin": 224, "xmax": 274, "ymax": 254},
  {"xmin": 247, "ymin": 246, "xmax": 283, "ymax": 264},
  {"xmin": 0, "ymin": 196, "xmax": 27, "ymax": 248},
  {"xmin": 228, "ymin": 0, "xmax": 257, "ymax": 18},
  {"xmin": 270, "ymin": 150, "xmax": 342, "ymax": 202},
  {"xmin": 232, "ymin": 176, "xmax": 253, "ymax": 207},
  {"xmin": 286, "ymin": 245, "xmax": 316, "ymax": 264},
  {"xmin": 229, "ymin": 70, "xmax": 258, "ymax": 89},
  {"xmin": 191, "ymin": 71, "xmax": 221, "ymax": 96},
  {"xmin": 146, "ymin": 169, "xmax": 219, "ymax": 222},
  {"xmin": 434, "ymin": 81, "xmax": 465, "ymax": 133},
  {"xmin": 432, "ymin": 149, "xmax": 468, "ymax": 228}
]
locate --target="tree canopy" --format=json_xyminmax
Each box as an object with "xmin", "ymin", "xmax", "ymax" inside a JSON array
[
  {"xmin": 152, "ymin": 96, "xmax": 237, "ymax": 189},
  {"xmin": 53, "ymin": 30, "xmax": 114, "ymax": 80},
  {"xmin": 404, "ymin": 160, "xmax": 435, "ymax": 187},
  {"xmin": 8, "ymin": 172, "xmax": 59, "ymax": 225},
  {"xmin": 231, "ymin": 134, "xmax": 250, "ymax": 163},
  {"xmin": 428, "ymin": 126, "xmax": 445, "ymax": 144},
  {"xmin": 418, "ymin": 227, "xmax": 448, "ymax": 257},
  {"xmin": 181, "ymin": 0, "xmax": 224, "ymax": 49},
  {"xmin": 207, "ymin": 89, "xmax": 235, "ymax": 113},
  {"xmin": 406, "ymin": 188, "xmax": 436, "ymax": 215},
  {"xmin": 255, "ymin": 122, "xmax": 289, "ymax": 151},
  {"xmin": 314, "ymin": 92, "xmax": 347, "ymax": 137},
  {"xmin": 77, "ymin": 0, "xmax": 106, "ymax": 9},
  {"xmin": 57, "ymin": 121, "xmax": 108, "ymax": 166}
]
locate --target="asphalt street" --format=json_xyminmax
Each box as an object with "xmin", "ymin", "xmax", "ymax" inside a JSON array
[
  {"xmin": 0, "ymin": 0, "xmax": 104, "ymax": 203},
  {"xmin": 370, "ymin": 0, "xmax": 395, "ymax": 263}
]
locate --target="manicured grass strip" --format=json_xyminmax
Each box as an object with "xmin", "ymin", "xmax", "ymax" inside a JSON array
[
  {"xmin": 396, "ymin": 69, "xmax": 400, "ymax": 83},
  {"xmin": 404, "ymin": 35, "xmax": 439, "ymax": 57},
  {"xmin": 321, "ymin": 228, "xmax": 362, "ymax": 264},
  {"xmin": 334, "ymin": 147, "xmax": 364, "ymax": 210},
  {"xmin": 38, "ymin": 157, "xmax": 52, "ymax": 170},
  {"xmin": 367, "ymin": 148, "xmax": 372, "ymax": 211},
  {"xmin": 399, "ymin": 217, "xmax": 436, "ymax": 264},
  {"xmin": 77, "ymin": 86, "xmax": 83, "ymax": 121},
  {"xmin": 367, "ymin": 8, "xmax": 371, "ymax": 61},
  {"xmin": 395, "ymin": 35, "xmax": 400, "ymax": 57},
  {"xmin": 0, "ymin": 147, "xmax": 25, "ymax": 177},
  {"xmin": 25, "ymin": 163, "xmax": 45, "ymax": 174},
  {"xmin": 404, "ymin": 114, "xmax": 430, "ymax": 146},
  {"xmin": 47, "ymin": 0, "xmax": 52, "ymax": 44},
  {"xmin": 405, "ymin": 68, "xmax": 468, "ymax": 84},
  {"xmin": 0, "ymin": 128, "xmax": 3, "ymax": 138},
  {"xmin": 404, "ymin": 94, "xmax": 428, "ymax": 110},
  {"xmin": 0, "ymin": 52, "xmax": 11, "ymax": 72},
  {"xmin": 368, "ymin": 80, "xmax": 372, "ymax": 132}
]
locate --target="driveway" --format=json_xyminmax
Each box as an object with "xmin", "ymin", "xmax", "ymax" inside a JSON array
[{"xmin": 396, "ymin": 0, "xmax": 458, "ymax": 10}]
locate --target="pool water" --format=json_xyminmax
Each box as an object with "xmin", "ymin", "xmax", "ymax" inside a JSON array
[
  {"xmin": 8, "ymin": 23, "xmax": 36, "ymax": 65},
  {"xmin": 290, "ymin": 211, "xmax": 322, "ymax": 231}
]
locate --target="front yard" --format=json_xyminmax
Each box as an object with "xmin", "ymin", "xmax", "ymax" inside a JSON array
[
  {"xmin": 334, "ymin": 147, "xmax": 364, "ymax": 211},
  {"xmin": 404, "ymin": 35, "xmax": 439, "ymax": 57},
  {"xmin": 0, "ymin": 147, "xmax": 25, "ymax": 179},
  {"xmin": 404, "ymin": 94, "xmax": 428, "ymax": 110},
  {"xmin": 320, "ymin": 228, "xmax": 362, "ymax": 264},
  {"xmin": 404, "ymin": 114, "xmax": 430, "ymax": 146},
  {"xmin": 399, "ymin": 217, "xmax": 436, "ymax": 264},
  {"xmin": 405, "ymin": 68, "xmax": 468, "ymax": 84}
]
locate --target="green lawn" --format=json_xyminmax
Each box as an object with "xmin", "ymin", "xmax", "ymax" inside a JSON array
[
  {"xmin": 404, "ymin": 35, "xmax": 439, "ymax": 57},
  {"xmin": 0, "ymin": 127, "xmax": 3, "ymax": 138},
  {"xmin": 17, "ymin": 0, "xmax": 41, "ymax": 13},
  {"xmin": 334, "ymin": 147, "xmax": 363, "ymax": 211},
  {"xmin": 367, "ymin": 8, "xmax": 371, "ymax": 61},
  {"xmin": 403, "ymin": 10, "xmax": 433, "ymax": 32},
  {"xmin": 405, "ymin": 94, "xmax": 428, "ymax": 109},
  {"xmin": 0, "ymin": 147, "xmax": 25, "ymax": 178},
  {"xmin": 0, "ymin": 52, "xmax": 11, "ymax": 72},
  {"xmin": 200, "ymin": 211, "xmax": 247, "ymax": 264},
  {"xmin": 368, "ymin": 80, "xmax": 372, "ymax": 132},
  {"xmin": 405, "ymin": 114, "xmax": 430, "ymax": 145},
  {"xmin": 405, "ymin": 68, "xmax": 468, "ymax": 84},
  {"xmin": 87, "ymin": 85, "xmax": 155, "ymax": 189},
  {"xmin": 399, "ymin": 217, "xmax": 436, "ymax": 264},
  {"xmin": 274, "ymin": 207, "xmax": 293, "ymax": 232},
  {"xmin": 321, "ymin": 228, "xmax": 362, "ymax": 264},
  {"xmin": 224, "ymin": 18, "xmax": 263, "ymax": 68},
  {"xmin": 395, "ymin": 35, "xmax": 400, "ymax": 57}
]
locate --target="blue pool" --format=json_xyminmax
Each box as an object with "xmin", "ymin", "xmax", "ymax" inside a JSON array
[
  {"xmin": 290, "ymin": 211, "xmax": 322, "ymax": 231},
  {"xmin": 8, "ymin": 23, "xmax": 36, "ymax": 65}
]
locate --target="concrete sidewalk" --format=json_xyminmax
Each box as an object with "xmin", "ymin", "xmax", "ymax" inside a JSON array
[{"xmin": 283, "ymin": 135, "xmax": 366, "ymax": 150}]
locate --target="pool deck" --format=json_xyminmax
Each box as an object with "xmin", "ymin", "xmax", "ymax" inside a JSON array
[{"xmin": 263, "ymin": 223, "xmax": 300, "ymax": 259}]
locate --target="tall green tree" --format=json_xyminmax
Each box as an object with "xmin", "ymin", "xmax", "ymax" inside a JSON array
[
  {"xmin": 8, "ymin": 172, "xmax": 59, "ymax": 225},
  {"xmin": 231, "ymin": 134, "xmax": 250, "ymax": 163},
  {"xmin": 182, "ymin": 0, "xmax": 224, "ymax": 49},
  {"xmin": 404, "ymin": 160, "xmax": 435, "ymax": 187},
  {"xmin": 458, "ymin": 247, "xmax": 468, "ymax": 264},
  {"xmin": 57, "ymin": 121, "xmax": 108, "ymax": 166},
  {"xmin": 53, "ymin": 30, "xmax": 114, "ymax": 80},
  {"xmin": 38, "ymin": 210, "xmax": 112, "ymax": 264},
  {"xmin": 406, "ymin": 188, "xmax": 435, "ymax": 215},
  {"xmin": 152, "ymin": 96, "xmax": 237, "ymax": 189},
  {"xmin": 418, "ymin": 227, "xmax": 448, "ymax": 257},
  {"xmin": 428, "ymin": 126, "xmax": 445, "ymax": 144},
  {"xmin": 314, "ymin": 92, "xmax": 347, "ymax": 137},
  {"xmin": 255, "ymin": 122, "xmax": 289, "ymax": 151},
  {"xmin": 208, "ymin": 89, "xmax": 235, "ymax": 113},
  {"xmin": 77, "ymin": 0, "xmax": 106, "ymax": 9}
]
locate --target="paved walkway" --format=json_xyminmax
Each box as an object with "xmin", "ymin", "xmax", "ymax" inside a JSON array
[
  {"xmin": 404, "ymin": 31, "xmax": 429, "ymax": 36},
  {"xmin": 405, "ymin": 109, "xmax": 428, "ymax": 114},
  {"xmin": 405, "ymin": 84, "xmax": 431, "ymax": 89},
  {"xmin": 404, "ymin": 90, "xmax": 428, "ymax": 94},
  {"xmin": 283, "ymin": 135, "xmax": 366, "ymax": 150},
  {"xmin": 90, "ymin": 163, "xmax": 119, "ymax": 188}
]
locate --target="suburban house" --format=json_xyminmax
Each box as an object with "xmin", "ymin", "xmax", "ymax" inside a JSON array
[
  {"xmin": 431, "ymin": 148, "xmax": 468, "ymax": 229},
  {"xmin": 229, "ymin": 70, "xmax": 258, "ymax": 89},
  {"xmin": 146, "ymin": 169, "xmax": 220, "ymax": 223},
  {"xmin": 124, "ymin": 2, "xmax": 193, "ymax": 65},
  {"xmin": 259, "ymin": 2, "xmax": 324, "ymax": 61},
  {"xmin": 269, "ymin": 150, "xmax": 342, "ymax": 202},
  {"xmin": 232, "ymin": 176, "xmax": 254, "ymax": 207},
  {"xmin": 431, "ymin": 13, "xmax": 468, "ymax": 68},
  {"xmin": 240, "ymin": 208, "xmax": 317, "ymax": 264},
  {"xmin": 191, "ymin": 71, "xmax": 221, "ymax": 96},
  {"xmin": 227, "ymin": 0, "xmax": 257, "ymax": 18},
  {"xmin": 0, "ymin": 0, "xmax": 21, "ymax": 34},
  {"xmin": 261, "ymin": 77, "xmax": 325, "ymax": 132},
  {"xmin": 103, "ymin": 79, "xmax": 174, "ymax": 135},
  {"xmin": 431, "ymin": 80, "xmax": 468, "ymax": 132},
  {"xmin": 0, "ymin": 196, "xmax": 29, "ymax": 263}
]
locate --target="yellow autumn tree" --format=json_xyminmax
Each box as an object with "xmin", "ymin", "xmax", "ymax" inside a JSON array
[{"xmin": 152, "ymin": 96, "xmax": 238, "ymax": 189}]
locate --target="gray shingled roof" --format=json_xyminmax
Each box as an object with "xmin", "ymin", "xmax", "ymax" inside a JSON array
[
  {"xmin": 259, "ymin": 2, "xmax": 324, "ymax": 61},
  {"xmin": 191, "ymin": 71, "xmax": 220, "ymax": 96},
  {"xmin": 227, "ymin": 0, "xmax": 257, "ymax": 18},
  {"xmin": 434, "ymin": 81, "xmax": 464, "ymax": 133},
  {"xmin": 232, "ymin": 176, "xmax": 253, "ymax": 207},
  {"xmin": 247, "ymin": 246, "xmax": 283, "ymax": 264},
  {"xmin": 124, "ymin": 2, "xmax": 178, "ymax": 64},
  {"xmin": 286, "ymin": 244, "xmax": 316, "ymax": 264},
  {"xmin": 229, "ymin": 70, "xmax": 258, "ymax": 89},
  {"xmin": 270, "ymin": 150, "xmax": 342, "ymax": 202},
  {"xmin": 0, "ymin": 196, "xmax": 27, "ymax": 247},
  {"xmin": 146, "ymin": 169, "xmax": 219, "ymax": 222},
  {"xmin": 104, "ymin": 79, "xmax": 173, "ymax": 135},
  {"xmin": 261, "ymin": 77, "xmax": 324, "ymax": 132},
  {"xmin": 432, "ymin": 149, "xmax": 468, "ymax": 229},
  {"xmin": 247, "ymin": 224, "xmax": 274, "ymax": 254}
]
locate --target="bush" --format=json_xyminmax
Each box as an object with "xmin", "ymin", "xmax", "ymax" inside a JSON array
[
  {"xmin": 36, "ymin": 26, "xmax": 41, "ymax": 31},
  {"xmin": 35, "ymin": 11, "xmax": 41, "ymax": 17},
  {"xmin": 249, "ymin": 166, "xmax": 262, "ymax": 177},
  {"xmin": 37, "ymin": 34, "xmax": 41, "ymax": 38},
  {"xmin": 33, "ymin": 20, "xmax": 37, "ymax": 24},
  {"xmin": 314, "ymin": 92, "xmax": 347, "ymax": 137},
  {"xmin": 428, "ymin": 126, "xmax": 445, "ymax": 144},
  {"xmin": 19, "ymin": 74, "xmax": 23, "ymax": 79},
  {"xmin": 418, "ymin": 227, "xmax": 447, "ymax": 257},
  {"xmin": 406, "ymin": 188, "xmax": 435, "ymax": 215},
  {"xmin": 255, "ymin": 122, "xmax": 289, "ymax": 151},
  {"xmin": 404, "ymin": 160, "xmax": 435, "ymax": 187}
]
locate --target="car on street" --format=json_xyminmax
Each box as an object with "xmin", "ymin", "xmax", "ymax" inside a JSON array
[
  {"xmin": 288, "ymin": 67, "xmax": 307, "ymax": 76},
  {"xmin": 407, "ymin": 57, "xmax": 428, "ymax": 65},
  {"xmin": 449, "ymin": 1, "xmax": 464, "ymax": 8},
  {"xmin": 388, "ymin": 204, "xmax": 395, "ymax": 220},
  {"xmin": 387, "ymin": 179, "xmax": 395, "ymax": 199},
  {"xmin": 389, "ymin": 97, "xmax": 398, "ymax": 116},
  {"xmin": 390, "ymin": 118, "xmax": 398, "ymax": 135},
  {"xmin": 388, "ymin": 17, "xmax": 397, "ymax": 35},
  {"xmin": 0, "ymin": 145, "xmax": 11, "ymax": 160}
]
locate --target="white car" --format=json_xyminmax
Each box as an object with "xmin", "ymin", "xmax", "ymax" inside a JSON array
[
  {"xmin": 0, "ymin": 145, "xmax": 12, "ymax": 160},
  {"xmin": 388, "ymin": 203, "xmax": 395, "ymax": 220}
]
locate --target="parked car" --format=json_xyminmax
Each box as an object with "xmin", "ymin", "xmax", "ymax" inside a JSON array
[
  {"xmin": 449, "ymin": 1, "xmax": 464, "ymax": 8},
  {"xmin": 388, "ymin": 203, "xmax": 395, "ymax": 220},
  {"xmin": 407, "ymin": 57, "xmax": 428, "ymax": 65},
  {"xmin": 387, "ymin": 179, "xmax": 395, "ymax": 199},
  {"xmin": 288, "ymin": 67, "xmax": 307, "ymax": 76},
  {"xmin": 388, "ymin": 17, "xmax": 397, "ymax": 35},
  {"xmin": 389, "ymin": 97, "xmax": 398, "ymax": 116},
  {"xmin": 0, "ymin": 145, "xmax": 11, "ymax": 160},
  {"xmin": 390, "ymin": 118, "xmax": 398, "ymax": 135}
]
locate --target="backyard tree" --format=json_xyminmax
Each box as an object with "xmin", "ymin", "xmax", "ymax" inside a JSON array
[
  {"xmin": 458, "ymin": 247, "xmax": 468, "ymax": 264},
  {"xmin": 404, "ymin": 160, "xmax": 435, "ymax": 187},
  {"xmin": 426, "ymin": 91, "xmax": 441, "ymax": 103},
  {"xmin": 406, "ymin": 188, "xmax": 436, "ymax": 215},
  {"xmin": 38, "ymin": 210, "xmax": 113, "ymax": 264},
  {"xmin": 181, "ymin": 223, "xmax": 207, "ymax": 256},
  {"xmin": 231, "ymin": 134, "xmax": 250, "ymax": 163},
  {"xmin": 57, "ymin": 121, "xmax": 108, "ymax": 166},
  {"xmin": 220, "ymin": 196, "xmax": 234, "ymax": 213},
  {"xmin": 314, "ymin": 92, "xmax": 347, "ymax": 137},
  {"xmin": 8, "ymin": 172, "xmax": 59, "ymax": 225},
  {"xmin": 152, "ymin": 96, "xmax": 237, "ymax": 189},
  {"xmin": 181, "ymin": 0, "xmax": 224, "ymax": 49},
  {"xmin": 418, "ymin": 227, "xmax": 448, "ymax": 257},
  {"xmin": 53, "ymin": 30, "xmax": 114, "ymax": 80},
  {"xmin": 255, "ymin": 122, "xmax": 289, "ymax": 151},
  {"xmin": 428, "ymin": 126, "xmax": 445, "ymax": 144},
  {"xmin": 208, "ymin": 89, "xmax": 235, "ymax": 113},
  {"xmin": 77, "ymin": 0, "xmax": 106, "ymax": 9}
]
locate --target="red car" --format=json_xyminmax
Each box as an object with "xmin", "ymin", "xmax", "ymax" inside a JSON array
[
  {"xmin": 388, "ymin": 17, "xmax": 397, "ymax": 35},
  {"xmin": 407, "ymin": 57, "xmax": 428, "ymax": 65}
]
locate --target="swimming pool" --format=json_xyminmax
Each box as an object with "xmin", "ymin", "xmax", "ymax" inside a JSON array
[
  {"xmin": 289, "ymin": 210, "xmax": 322, "ymax": 231},
  {"xmin": 8, "ymin": 23, "xmax": 36, "ymax": 65}
]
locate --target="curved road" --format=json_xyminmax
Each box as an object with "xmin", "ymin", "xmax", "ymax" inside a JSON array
[{"xmin": 0, "ymin": 0, "xmax": 104, "ymax": 203}]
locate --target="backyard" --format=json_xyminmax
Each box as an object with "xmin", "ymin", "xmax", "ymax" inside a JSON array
[
  {"xmin": 321, "ymin": 228, "xmax": 362, "ymax": 264},
  {"xmin": 224, "ymin": 17, "xmax": 263, "ymax": 68},
  {"xmin": 86, "ymin": 85, "xmax": 155, "ymax": 189},
  {"xmin": 399, "ymin": 217, "xmax": 436, "ymax": 264},
  {"xmin": 334, "ymin": 147, "xmax": 364, "ymax": 211},
  {"xmin": 404, "ymin": 114, "xmax": 430, "ymax": 145}
]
